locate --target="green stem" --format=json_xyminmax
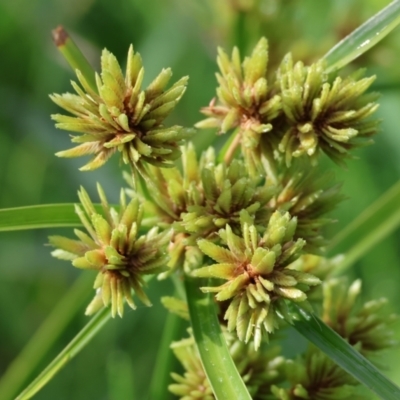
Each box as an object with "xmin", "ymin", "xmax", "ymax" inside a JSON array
[
  {"xmin": 0, "ymin": 274, "xmax": 92, "ymax": 400},
  {"xmin": 52, "ymin": 26, "xmax": 97, "ymax": 92},
  {"xmin": 149, "ymin": 309, "xmax": 184, "ymax": 400},
  {"xmin": 16, "ymin": 307, "xmax": 110, "ymax": 400},
  {"xmin": 218, "ymin": 128, "xmax": 241, "ymax": 165},
  {"xmin": 288, "ymin": 303, "xmax": 400, "ymax": 400},
  {"xmin": 184, "ymin": 276, "xmax": 251, "ymax": 400},
  {"xmin": 323, "ymin": 0, "xmax": 400, "ymax": 73}
]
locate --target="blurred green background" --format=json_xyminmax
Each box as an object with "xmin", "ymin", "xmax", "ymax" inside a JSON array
[{"xmin": 0, "ymin": 0, "xmax": 399, "ymax": 399}]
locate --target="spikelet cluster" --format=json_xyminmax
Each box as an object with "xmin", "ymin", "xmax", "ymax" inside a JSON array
[
  {"xmin": 322, "ymin": 278, "xmax": 398, "ymax": 361},
  {"xmin": 192, "ymin": 211, "xmax": 320, "ymax": 349},
  {"xmin": 268, "ymin": 164, "xmax": 344, "ymax": 253},
  {"xmin": 138, "ymin": 144, "xmax": 276, "ymax": 275},
  {"xmin": 277, "ymin": 54, "xmax": 379, "ymax": 166},
  {"xmin": 169, "ymin": 330, "xmax": 284, "ymax": 400},
  {"xmin": 149, "ymin": 144, "xmax": 275, "ymax": 234},
  {"xmin": 271, "ymin": 346, "xmax": 361, "ymax": 400},
  {"xmin": 50, "ymin": 45, "xmax": 194, "ymax": 172},
  {"xmin": 197, "ymin": 38, "xmax": 379, "ymax": 168},
  {"xmin": 196, "ymin": 37, "xmax": 281, "ymax": 172},
  {"xmin": 49, "ymin": 185, "xmax": 170, "ymax": 317}
]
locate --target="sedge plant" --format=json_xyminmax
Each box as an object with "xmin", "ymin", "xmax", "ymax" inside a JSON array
[{"xmin": 1, "ymin": 1, "xmax": 400, "ymax": 399}]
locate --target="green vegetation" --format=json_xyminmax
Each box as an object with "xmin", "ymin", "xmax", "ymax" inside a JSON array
[{"xmin": 1, "ymin": 1, "xmax": 400, "ymax": 399}]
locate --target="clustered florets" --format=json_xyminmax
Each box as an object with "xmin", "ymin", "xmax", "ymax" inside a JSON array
[
  {"xmin": 192, "ymin": 211, "xmax": 320, "ymax": 349},
  {"xmin": 51, "ymin": 45, "xmax": 194, "ymax": 173},
  {"xmin": 49, "ymin": 184, "xmax": 170, "ymax": 317},
  {"xmin": 48, "ymin": 37, "xmax": 394, "ymax": 400},
  {"xmin": 169, "ymin": 329, "xmax": 284, "ymax": 399},
  {"xmin": 197, "ymin": 37, "xmax": 380, "ymax": 169}
]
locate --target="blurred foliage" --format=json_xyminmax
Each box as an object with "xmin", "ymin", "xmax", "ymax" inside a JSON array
[{"xmin": 0, "ymin": 0, "xmax": 399, "ymax": 399}]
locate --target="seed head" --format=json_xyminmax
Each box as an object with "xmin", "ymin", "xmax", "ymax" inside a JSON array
[
  {"xmin": 50, "ymin": 45, "xmax": 194, "ymax": 172},
  {"xmin": 271, "ymin": 346, "xmax": 361, "ymax": 400},
  {"xmin": 276, "ymin": 54, "xmax": 379, "ymax": 166},
  {"xmin": 192, "ymin": 211, "xmax": 320, "ymax": 349},
  {"xmin": 196, "ymin": 37, "xmax": 282, "ymax": 173},
  {"xmin": 322, "ymin": 278, "xmax": 398, "ymax": 362},
  {"xmin": 169, "ymin": 329, "xmax": 284, "ymax": 399},
  {"xmin": 49, "ymin": 184, "xmax": 170, "ymax": 317}
]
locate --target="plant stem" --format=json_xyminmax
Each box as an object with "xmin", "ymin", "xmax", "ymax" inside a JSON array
[
  {"xmin": 220, "ymin": 129, "xmax": 241, "ymax": 165},
  {"xmin": 184, "ymin": 276, "xmax": 251, "ymax": 400},
  {"xmin": 224, "ymin": 132, "xmax": 241, "ymax": 165},
  {"xmin": 288, "ymin": 303, "xmax": 400, "ymax": 400},
  {"xmin": 148, "ymin": 309, "xmax": 184, "ymax": 400},
  {"xmin": 52, "ymin": 26, "xmax": 97, "ymax": 92}
]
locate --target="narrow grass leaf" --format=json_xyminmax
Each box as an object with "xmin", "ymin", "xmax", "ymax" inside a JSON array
[
  {"xmin": 184, "ymin": 276, "xmax": 252, "ymax": 400},
  {"xmin": 324, "ymin": 0, "xmax": 400, "ymax": 73},
  {"xmin": 288, "ymin": 303, "xmax": 400, "ymax": 400}
]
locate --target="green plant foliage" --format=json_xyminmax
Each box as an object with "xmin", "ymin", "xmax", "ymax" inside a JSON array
[
  {"xmin": 1, "ymin": 1, "xmax": 400, "ymax": 399},
  {"xmin": 193, "ymin": 211, "xmax": 320, "ymax": 349},
  {"xmin": 49, "ymin": 184, "xmax": 170, "ymax": 317},
  {"xmin": 51, "ymin": 45, "xmax": 195, "ymax": 172}
]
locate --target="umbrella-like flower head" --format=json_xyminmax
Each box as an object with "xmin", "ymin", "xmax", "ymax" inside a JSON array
[
  {"xmin": 192, "ymin": 211, "xmax": 320, "ymax": 349},
  {"xmin": 196, "ymin": 37, "xmax": 282, "ymax": 173},
  {"xmin": 49, "ymin": 184, "xmax": 170, "ymax": 317},
  {"xmin": 277, "ymin": 54, "xmax": 379, "ymax": 166},
  {"xmin": 50, "ymin": 45, "xmax": 194, "ymax": 172}
]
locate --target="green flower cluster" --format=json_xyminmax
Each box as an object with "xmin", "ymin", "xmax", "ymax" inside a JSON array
[
  {"xmin": 277, "ymin": 54, "xmax": 379, "ymax": 166},
  {"xmin": 49, "ymin": 185, "xmax": 170, "ymax": 317},
  {"xmin": 197, "ymin": 37, "xmax": 379, "ymax": 168},
  {"xmin": 51, "ymin": 45, "xmax": 194, "ymax": 172},
  {"xmin": 196, "ymin": 37, "xmax": 281, "ymax": 174},
  {"xmin": 268, "ymin": 164, "xmax": 344, "ymax": 253},
  {"xmin": 135, "ymin": 144, "xmax": 277, "ymax": 275},
  {"xmin": 322, "ymin": 278, "xmax": 398, "ymax": 361},
  {"xmin": 271, "ymin": 346, "xmax": 361, "ymax": 400},
  {"xmin": 169, "ymin": 330, "xmax": 284, "ymax": 400},
  {"xmin": 192, "ymin": 211, "xmax": 320, "ymax": 349},
  {"xmin": 46, "ymin": 32, "xmax": 394, "ymax": 400},
  {"xmin": 147, "ymin": 144, "xmax": 275, "ymax": 235}
]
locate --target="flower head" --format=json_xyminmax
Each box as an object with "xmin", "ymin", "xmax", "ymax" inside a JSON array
[
  {"xmin": 276, "ymin": 54, "xmax": 379, "ymax": 166},
  {"xmin": 322, "ymin": 278, "xmax": 398, "ymax": 361},
  {"xmin": 50, "ymin": 45, "xmax": 194, "ymax": 172},
  {"xmin": 192, "ymin": 211, "xmax": 320, "ymax": 349},
  {"xmin": 136, "ymin": 144, "xmax": 276, "ymax": 275},
  {"xmin": 196, "ymin": 37, "xmax": 282, "ymax": 173},
  {"xmin": 169, "ymin": 329, "xmax": 284, "ymax": 399},
  {"xmin": 49, "ymin": 184, "xmax": 170, "ymax": 317},
  {"xmin": 271, "ymin": 346, "xmax": 361, "ymax": 400},
  {"xmin": 268, "ymin": 163, "xmax": 344, "ymax": 253}
]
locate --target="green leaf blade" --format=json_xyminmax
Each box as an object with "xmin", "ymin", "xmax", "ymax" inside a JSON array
[
  {"xmin": 0, "ymin": 204, "xmax": 82, "ymax": 231},
  {"xmin": 289, "ymin": 303, "xmax": 400, "ymax": 400},
  {"xmin": 184, "ymin": 276, "xmax": 252, "ymax": 400},
  {"xmin": 324, "ymin": 0, "xmax": 400, "ymax": 73}
]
